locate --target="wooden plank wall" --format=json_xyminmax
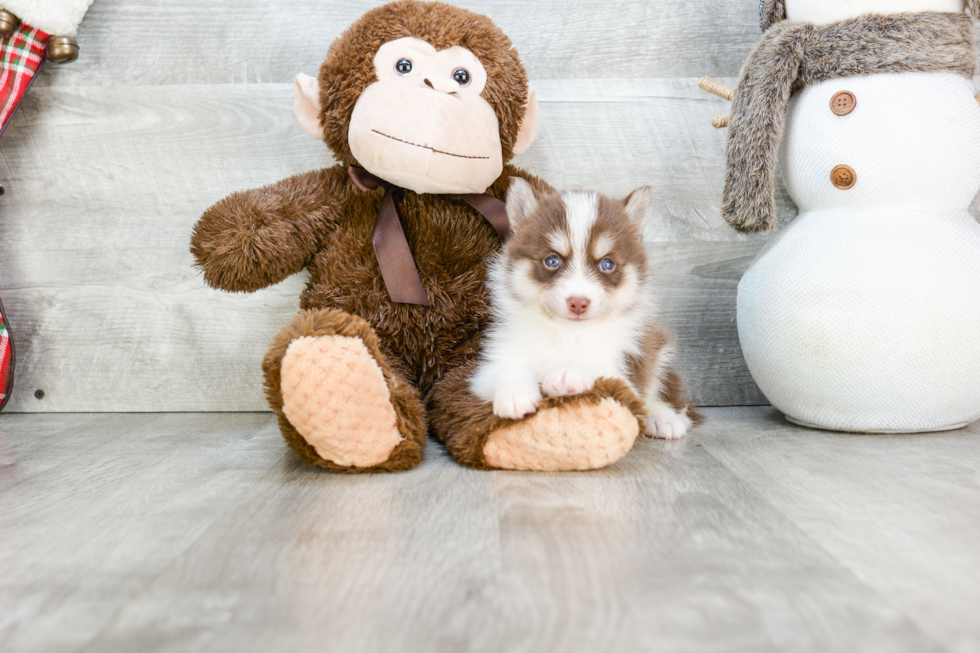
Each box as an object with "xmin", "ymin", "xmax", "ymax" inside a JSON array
[{"xmin": 0, "ymin": 0, "xmax": 867, "ymax": 411}]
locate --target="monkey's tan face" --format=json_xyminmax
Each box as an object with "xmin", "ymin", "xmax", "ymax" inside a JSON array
[{"xmin": 348, "ymin": 37, "xmax": 504, "ymax": 195}]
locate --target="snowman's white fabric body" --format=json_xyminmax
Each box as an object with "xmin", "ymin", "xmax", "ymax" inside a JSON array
[
  {"xmin": 785, "ymin": 0, "xmax": 966, "ymax": 24},
  {"xmin": 734, "ymin": 1, "xmax": 980, "ymax": 432}
]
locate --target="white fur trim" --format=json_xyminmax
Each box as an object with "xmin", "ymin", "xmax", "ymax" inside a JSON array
[{"xmin": 1, "ymin": 0, "xmax": 94, "ymax": 36}]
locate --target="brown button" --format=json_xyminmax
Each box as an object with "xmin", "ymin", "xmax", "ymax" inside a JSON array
[
  {"xmin": 831, "ymin": 165, "xmax": 857, "ymax": 190},
  {"xmin": 831, "ymin": 91, "xmax": 856, "ymax": 116}
]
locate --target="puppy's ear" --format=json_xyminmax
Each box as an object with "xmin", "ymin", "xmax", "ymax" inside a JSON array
[
  {"xmin": 624, "ymin": 186, "xmax": 653, "ymax": 230},
  {"xmin": 294, "ymin": 73, "xmax": 323, "ymax": 139},
  {"xmin": 969, "ymin": 0, "xmax": 980, "ymax": 19},
  {"xmin": 506, "ymin": 177, "xmax": 539, "ymax": 230}
]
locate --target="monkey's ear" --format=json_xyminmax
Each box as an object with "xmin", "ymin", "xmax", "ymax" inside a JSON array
[
  {"xmin": 294, "ymin": 73, "xmax": 323, "ymax": 139},
  {"xmin": 505, "ymin": 177, "xmax": 539, "ymax": 229},
  {"xmin": 512, "ymin": 87, "xmax": 540, "ymax": 156},
  {"xmin": 624, "ymin": 186, "xmax": 653, "ymax": 230}
]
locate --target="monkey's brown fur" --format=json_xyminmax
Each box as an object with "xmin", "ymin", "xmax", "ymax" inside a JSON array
[{"xmin": 191, "ymin": 1, "xmax": 649, "ymax": 472}]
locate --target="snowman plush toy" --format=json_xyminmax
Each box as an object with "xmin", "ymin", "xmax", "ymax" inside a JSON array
[{"xmin": 716, "ymin": 0, "xmax": 980, "ymax": 432}]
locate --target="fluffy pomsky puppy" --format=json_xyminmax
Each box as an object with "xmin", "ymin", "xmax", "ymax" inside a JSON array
[{"xmin": 470, "ymin": 178, "xmax": 697, "ymax": 439}]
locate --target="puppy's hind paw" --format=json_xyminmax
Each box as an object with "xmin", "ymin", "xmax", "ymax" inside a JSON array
[
  {"xmin": 647, "ymin": 406, "xmax": 692, "ymax": 440},
  {"xmin": 493, "ymin": 385, "xmax": 543, "ymax": 420},
  {"xmin": 541, "ymin": 367, "xmax": 597, "ymax": 397}
]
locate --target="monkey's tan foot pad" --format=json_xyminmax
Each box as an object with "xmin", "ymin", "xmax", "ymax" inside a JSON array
[
  {"xmin": 430, "ymin": 370, "xmax": 646, "ymax": 471},
  {"xmin": 280, "ymin": 335, "xmax": 403, "ymax": 468},
  {"xmin": 484, "ymin": 393, "xmax": 640, "ymax": 471}
]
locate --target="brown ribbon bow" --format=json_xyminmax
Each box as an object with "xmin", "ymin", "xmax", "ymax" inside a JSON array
[{"xmin": 348, "ymin": 166, "xmax": 510, "ymax": 306}]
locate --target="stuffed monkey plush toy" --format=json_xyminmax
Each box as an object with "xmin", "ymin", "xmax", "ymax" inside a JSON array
[
  {"xmin": 702, "ymin": 0, "xmax": 980, "ymax": 432},
  {"xmin": 192, "ymin": 1, "xmax": 649, "ymax": 472}
]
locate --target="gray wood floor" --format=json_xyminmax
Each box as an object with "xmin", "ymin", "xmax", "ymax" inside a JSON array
[{"xmin": 1, "ymin": 409, "xmax": 978, "ymax": 652}]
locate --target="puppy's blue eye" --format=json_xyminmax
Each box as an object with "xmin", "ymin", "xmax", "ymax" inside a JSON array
[
  {"xmin": 544, "ymin": 255, "xmax": 561, "ymax": 270},
  {"xmin": 395, "ymin": 59, "xmax": 413, "ymax": 75},
  {"xmin": 600, "ymin": 258, "xmax": 615, "ymax": 272}
]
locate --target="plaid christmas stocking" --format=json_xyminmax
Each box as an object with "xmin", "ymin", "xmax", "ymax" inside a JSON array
[
  {"xmin": 1, "ymin": 0, "xmax": 93, "ymax": 138},
  {"xmin": 0, "ymin": 297, "xmax": 12, "ymax": 411},
  {"xmin": 0, "ymin": 22, "xmax": 47, "ymax": 137},
  {"xmin": 0, "ymin": 18, "xmax": 38, "ymax": 410},
  {"xmin": 1, "ymin": 1, "xmax": 91, "ymax": 410},
  {"xmin": 0, "ymin": 16, "xmax": 43, "ymax": 411}
]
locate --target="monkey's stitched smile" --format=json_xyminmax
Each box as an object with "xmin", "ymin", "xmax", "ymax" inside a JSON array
[{"xmin": 371, "ymin": 130, "xmax": 491, "ymax": 160}]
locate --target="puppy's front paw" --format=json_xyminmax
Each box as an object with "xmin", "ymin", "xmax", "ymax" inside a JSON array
[
  {"xmin": 541, "ymin": 367, "xmax": 597, "ymax": 397},
  {"xmin": 493, "ymin": 385, "xmax": 543, "ymax": 420},
  {"xmin": 647, "ymin": 406, "xmax": 692, "ymax": 440}
]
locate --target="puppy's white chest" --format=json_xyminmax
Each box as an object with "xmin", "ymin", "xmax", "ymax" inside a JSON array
[{"xmin": 510, "ymin": 322, "xmax": 634, "ymax": 381}]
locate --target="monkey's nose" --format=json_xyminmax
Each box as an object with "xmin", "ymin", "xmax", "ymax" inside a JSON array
[
  {"xmin": 567, "ymin": 297, "xmax": 591, "ymax": 316},
  {"xmin": 423, "ymin": 76, "xmax": 459, "ymax": 94}
]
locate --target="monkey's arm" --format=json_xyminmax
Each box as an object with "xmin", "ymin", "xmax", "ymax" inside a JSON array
[{"xmin": 190, "ymin": 167, "xmax": 343, "ymax": 293}]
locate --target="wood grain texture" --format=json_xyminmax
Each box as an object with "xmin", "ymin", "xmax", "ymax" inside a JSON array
[
  {"xmin": 699, "ymin": 408, "xmax": 980, "ymax": 653},
  {"xmin": 3, "ymin": 410, "xmax": 975, "ymax": 652},
  {"xmin": 0, "ymin": 413, "xmax": 288, "ymax": 652},
  {"xmin": 0, "ymin": 80, "xmax": 770, "ymax": 411},
  {"xmin": 34, "ymin": 0, "xmax": 761, "ymax": 89}
]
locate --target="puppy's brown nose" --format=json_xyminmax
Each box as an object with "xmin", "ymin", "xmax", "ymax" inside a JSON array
[{"xmin": 567, "ymin": 297, "xmax": 590, "ymax": 315}]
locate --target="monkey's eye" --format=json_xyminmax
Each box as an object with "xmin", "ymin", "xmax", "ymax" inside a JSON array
[
  {"xmin": 544, "ymin": 255, "xmax": 562, "ymax": 270},
  {"xmin": 395, "ymin": 59, "xmax": 413, "ymax": 75},
  {"xmin": 453, "ymin": 68, "xmax": 471, "ymax": 86},
  {"xmin": 600, "ymin": 258, "xmax": 615, "ymax": 272}
]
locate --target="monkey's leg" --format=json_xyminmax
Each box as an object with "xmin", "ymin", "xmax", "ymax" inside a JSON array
[
  {"xmin": 263, "ymin": 309, "xmax": 426, "ymax": 472},
  {"xmin": 430, "ymin": 361, "xmax": 645, "ymax": 471}
]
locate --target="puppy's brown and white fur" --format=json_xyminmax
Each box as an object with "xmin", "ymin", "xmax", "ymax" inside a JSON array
[{"xmin": 470, "ymin": 178, "xmax": 695, "ymax": 439}]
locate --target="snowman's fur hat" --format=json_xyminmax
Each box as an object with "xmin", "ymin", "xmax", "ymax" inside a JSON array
[
  {"xmin": 760, "ymin": 0, "xmax": 787, "ymax": 31},
  {"xmin": 725, "ymin": 11, "xmax": 976, "ymax": 232},
  {"xmin": 760, "ymin": 0, "xmax": 980, "ymax": 31}
]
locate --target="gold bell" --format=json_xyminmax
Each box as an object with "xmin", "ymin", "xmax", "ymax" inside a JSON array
[
  {"xmin": 0, "ymin": 9, "xmax": 20, "ymax": 38},
  {"xmin": 47, "ymin": 36, "xmax": 79, "ymax": 64}
]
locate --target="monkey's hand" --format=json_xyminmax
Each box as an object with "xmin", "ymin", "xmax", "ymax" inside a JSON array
[{"xmin": 190, "ymin": 168, "xmax": 341, "ymax": 293}]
